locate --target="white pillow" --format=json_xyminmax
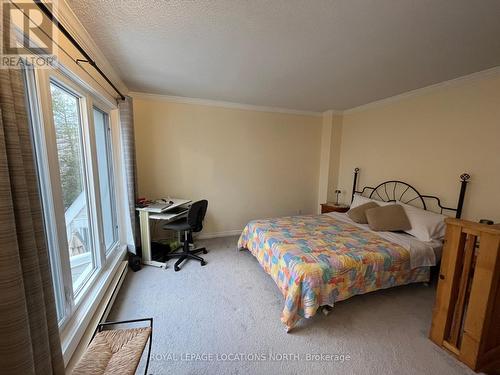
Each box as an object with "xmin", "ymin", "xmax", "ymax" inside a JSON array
[
  {"xmin": 396, "ymin": 201, "xmax": 447, "ymax": 241},
  {"xmin": 351, "ymin": 194, "xmax": 391, "ymax": 209}
]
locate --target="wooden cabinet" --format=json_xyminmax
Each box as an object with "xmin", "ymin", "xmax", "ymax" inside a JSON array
[
  {"xmin": 430, "ymin": 218, "xmax": 500, "ymax": 372},
  {"xmin": 321, "ymin": 203, "xmax": 349, "ymax": 214}
]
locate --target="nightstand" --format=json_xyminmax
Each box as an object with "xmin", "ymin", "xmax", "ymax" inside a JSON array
[{"xmin": 321, "ymin": 203, "xmax": 349, "ymax": 214}]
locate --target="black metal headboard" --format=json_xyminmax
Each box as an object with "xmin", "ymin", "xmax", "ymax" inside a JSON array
[{"xmin": 351, "ymin": 168, "xmax": 470, "ymax": 218}]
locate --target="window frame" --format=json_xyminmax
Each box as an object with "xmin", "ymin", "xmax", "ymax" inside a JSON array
[
  {"xmin": 26, "ymin": 65, "xmax": 124, "ymax": 332},
  {"xmin": 92, "ymin": 106, "xmax": 119, "ymax": 255},
  {"xmin": 24, "ymin": 66, "xmax": 68, "ymax": 322},
  {"xmin": 49, "ymin": 77, "xmax": 98, "ymax": 298}
]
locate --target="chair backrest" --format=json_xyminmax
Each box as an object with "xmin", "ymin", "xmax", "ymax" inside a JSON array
[{"xmin": 187, "ymin": 200, "xmax": 208, "ymax": 233}]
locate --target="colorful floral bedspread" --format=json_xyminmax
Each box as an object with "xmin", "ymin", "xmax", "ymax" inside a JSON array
[{"xmin": 237, "ymin": 214, "xmax": 430, "ymax": 329}]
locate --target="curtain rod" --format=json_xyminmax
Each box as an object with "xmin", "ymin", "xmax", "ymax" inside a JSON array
[{"xmin": 34, "ymin": 0, "xmax": 126, "ymax": 101}]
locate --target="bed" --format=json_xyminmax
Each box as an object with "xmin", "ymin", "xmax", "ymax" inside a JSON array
[{"xmin": 237, "ymin": 169, "xmax": 470, "ymax": 331}]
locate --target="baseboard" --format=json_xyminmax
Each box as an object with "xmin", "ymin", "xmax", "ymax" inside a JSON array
[{"xmin": 197, "ymin": 229, "xmax": 242, "ymax": 239}]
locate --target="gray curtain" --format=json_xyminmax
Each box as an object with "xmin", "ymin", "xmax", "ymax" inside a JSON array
[
  {"xmin": 0, "ymin": 69, "xmax": 65, "ymax": 374},
  {"xmin": 118, "ymin": 96, "xmax": 139, "ymax": 252}
]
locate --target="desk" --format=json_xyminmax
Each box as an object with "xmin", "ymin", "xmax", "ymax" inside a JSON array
[{"xmin": 136, "ymin": 198, "xmax": 191, "ymax": 268}]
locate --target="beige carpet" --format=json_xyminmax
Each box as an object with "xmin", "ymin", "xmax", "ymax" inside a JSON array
[{"xmin": 108, "ymin": 236, "xmax": 476, "ymax": 375}]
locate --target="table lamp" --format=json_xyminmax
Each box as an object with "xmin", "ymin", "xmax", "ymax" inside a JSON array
[{"xmin": 334, "ymin": 189, "xmax": 341, "ymax": 205}]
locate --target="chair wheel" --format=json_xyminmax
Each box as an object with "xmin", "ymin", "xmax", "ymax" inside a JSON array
[
  {"xmin": 201, "ymin": 261, "xmax": 207, "ymax": 266},
  {"xmin": 174, "ymin": 266, "xmax": 180, "ymax": 272},
  {"xmin": 202, "ymin": 249, "xmax": 208, "ymax": 254}
]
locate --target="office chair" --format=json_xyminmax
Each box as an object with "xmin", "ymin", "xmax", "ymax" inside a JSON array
[{"xmin": 163, "ymin": 200, "xmax": 208, "ymax": 271}]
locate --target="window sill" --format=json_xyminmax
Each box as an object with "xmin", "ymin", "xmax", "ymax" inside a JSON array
[{"xmin": 59, "ymin": 244, "xmax": 127, "ymax": 365}]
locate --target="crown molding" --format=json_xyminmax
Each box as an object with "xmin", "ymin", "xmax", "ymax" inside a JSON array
[
  {"xmin": 323, "ymin": 109, "xmax": 343, "ymax": 116},
  {"xmin": 129, "ymin": 92, "xmax": 323, "ymax": 117},
  {"xmin": 130, "ymin": 66, "xmax": 500, "ymax": 117},
  {"xmin": 343, "ymin": 66, "xmax": 500, "ymax": 115},
  {"xmin": 52, "ymin": 0, "xmax": 129, "ymax": 95}
]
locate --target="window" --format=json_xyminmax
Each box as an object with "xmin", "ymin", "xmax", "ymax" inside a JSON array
[
  {"xmin": 25, "ymin": 67, "xmax": 123, "ymax": 328},
  {"xmin": 93, "ymin": 107, "xmax": 118, "ymax": 254},
  {"xmin": 50, "ymin": 82, "xmax": 96, "ymax": 293}
]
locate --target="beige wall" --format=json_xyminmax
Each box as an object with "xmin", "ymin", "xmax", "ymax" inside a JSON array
[
  {"xmin": 133, "ymin": 70, "xmax": 500, "ymax": 235},
  {"xmin": 317, "ymin": 111, "xmax": 344, "ymax": 205},
  {"xmin": 327, "ymin": 114, "xmax": 343, "ymax": 203},
  {"xmin": 317, "ymin": 111, "xmax": 334, "ymax": 209},
  {"xmin": 133, "ymin": 97, "xmax": 322, "ymax": 236},
  {"xmin": 334, "ymin": 71, "xmax": 500, "ymax": 222}
]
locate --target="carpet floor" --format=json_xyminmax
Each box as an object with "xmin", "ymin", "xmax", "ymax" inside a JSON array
[{"xmin": 108, "ymin": 236, "xmax": 477, "ymax": 375}]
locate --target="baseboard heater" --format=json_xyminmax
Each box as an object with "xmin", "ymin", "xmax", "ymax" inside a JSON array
[
  {"xmin": 99, "ymin": 261, "xmax": 129, "ymax": 323},
  {"xmin": 65, "ymin": 261, "xmax": 128, "ymax": 371}
]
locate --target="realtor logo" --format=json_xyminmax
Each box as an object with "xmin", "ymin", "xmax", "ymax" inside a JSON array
[{"xmin": 1, "ymin": 0, "xmax": 58, "ymax": 68}]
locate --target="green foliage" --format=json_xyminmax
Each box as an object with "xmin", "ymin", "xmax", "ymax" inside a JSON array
[{"xmin": 51, "ymin": 84, "xmax": 84, "ymax": 210}]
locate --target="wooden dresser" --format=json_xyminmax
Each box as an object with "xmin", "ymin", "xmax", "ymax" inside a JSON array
[
  {"xmin": 320, "ymin": 203, "xmax": 349, "ymax": 214},
  {"xmin": 430, "ymin": 218, "xmax": 500, "ymax": 373}
]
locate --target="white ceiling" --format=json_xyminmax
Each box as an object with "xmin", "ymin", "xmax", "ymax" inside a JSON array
[{"xmin": 67, "ymin": 0, "xmax": 500, "ymax": 112}]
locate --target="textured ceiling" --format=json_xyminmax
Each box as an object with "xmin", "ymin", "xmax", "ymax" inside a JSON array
[{"xmin": 67, "ymin": 0, "xmax": 500, "ymax": 112}]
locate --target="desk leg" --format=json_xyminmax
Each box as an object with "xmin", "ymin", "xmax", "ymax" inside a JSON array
[
  {"xmin": 139, "ymin": 211, "xmax": 167, "ymax": 268},
  {"xmin": 139, "ymin": 210, "xmax": 152, "ymax": 262}
]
